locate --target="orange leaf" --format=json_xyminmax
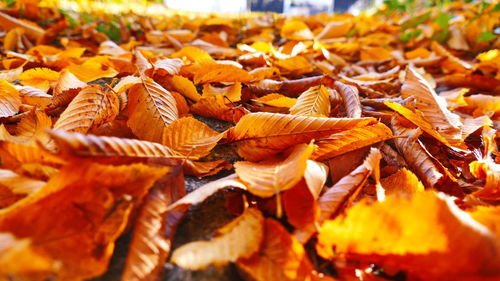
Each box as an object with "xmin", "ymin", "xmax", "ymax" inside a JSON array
[
  {"xmin": 162, "ymin": 116, "xmax": 223, "ymax": 159},
  {"xmin": 0, "ymin": 110, "xmax": 52, "ymax": 146},
  {"xmin": 193, "ymin": 63, "xmax": 253, "ymax": 84},
  {"xmin": 0, "ymin": 161, "xmax": 169, "ymax": 280},
  {"xmin": 316, "ymin": 191, "xmax": 500, "ymax": 279},
  {"xmin": 190, "ymin": 95, "xmax": 249, "ymax": 123},
  {"xmin": 227, "ymin": 112, "xmax": 376, "ymax": 161},
  {"xmin": 312, "ymin": 123, "xmax": 393, "ymax": 161},
  {"xmin": 280, "ymin": 20, "xmax": 313, "ymax": 41},
  {"xmin": 126, "ymin": 78, "xmax": 179, "ymax": 142},
  {"xmin": 53, "ymin": 84, "xmax": 119, "ymax": 134},
  {"xmin": 47, "ymin": 130, "xmax": 186, "ymax": 161}
]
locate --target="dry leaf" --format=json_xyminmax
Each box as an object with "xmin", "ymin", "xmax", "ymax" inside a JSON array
[
  {"xmin": 290, "ymin": 85, "xmax": 331, "ymax": 117},
  {"xmin": 171, "ymin": 208, "xmax": 264, "ymax": 270},
  {"xmin": 227, "ymin": 112, "xmax": 376, "ymax": 161}
]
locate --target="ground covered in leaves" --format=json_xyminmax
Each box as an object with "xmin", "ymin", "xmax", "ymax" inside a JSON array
[{"xmin": 0, "ymin": 0, "xmax": 499, "ymax": 281}]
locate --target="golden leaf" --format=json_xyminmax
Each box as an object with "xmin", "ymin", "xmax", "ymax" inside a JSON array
[
  {"xmin": 227, "ymin": 112, "xmax": 376, "ymax": 161},
  {"xmin": 384, "ymin": 101, "xmax": 452, "ymax": 147},
  {"xmin": 126, "ymin": 78, "xmax": 179, "ymax": 142},
  {"xmin": 202, "ymin": 82, "xmax": 242, "ymax": 103},
  {"xmin": 0, "ymin": 80, "xmax": 21, "ymax": 118},
  {"xmin": 274, "ymin": 56, "xmax": 313, "ymax": 75},
  {"xmin": 280, "ymin": 20, "xmax": 313, "ymax": 41},
  {"xmin": 312, "ymin": 123, "xmax": 393, "ymax": 161},
  {"xmin": 165, "ymin": 75, "xmax": 201, "ymax": 102},
  {"xmin": 256, "ymin": 93, "xmax": 297, "ymax": 108},
  {"xmin": 162, "ymin": 117, "xmax": 223, "ymax": 159},
  {"xmin": 234, "ymin": 143, "xmax": 314, "ymax": 198},
  {"xmin": 316, "ymin": 191, "xmax": 500, "ymax": 279},
  {"xmin": 171, "ymin": 208, "xmax": 264, "ymax": 270},
  {"xmin": 66, "ymin": 56, "xmax": 119, "ymax": 83},
  {"xmin": 18, "ymin": 68, "xmax": 60, "ymax": 92},
  {"xmin": 381, "ymin": 168, "xmax": 425, "ymax": 195},
  {"xmin": 53, "ymin": 84, "xmax": 119, "ymax": 134},
  {"xmin": 289, "ymin": 85, "xmax": 331, "ymax": 117},
  {"xmin": 431, "ymin": 41, "xmax": 473, "ymax": 73}
]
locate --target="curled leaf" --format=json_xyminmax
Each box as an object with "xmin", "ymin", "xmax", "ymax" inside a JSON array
[{"xmin": 171, "ymin": 208, "xmax": 264, "ymax": 270}]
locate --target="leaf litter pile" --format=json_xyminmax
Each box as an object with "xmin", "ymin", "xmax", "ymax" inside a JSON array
[{"xmin": 0, "ymin": 1, "xmax": 500, "ymax": 280}]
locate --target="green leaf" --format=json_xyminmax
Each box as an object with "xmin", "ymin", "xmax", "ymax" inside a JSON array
[
  {"xmin": 0, "ymin": 0, "xmax": 16, "ymax": 7},
  {"xmin": 400, "ymin": 29, "xmax": 422, "ymax": 43},
  {"xmin": 476, "ymin": 31, "xmax": 497, "ymax": 42},
  {"xmin": 434, "ymin": 12, "xmax": 451, "ymax": 30},
  {"xmin": 432, "ymin": 12, "xmax": 451, "ymax": 42},
  {"xmin": 401, "ymin": 12, "xmax": 431, "ymax": 30},
  {"xmin": 492, "ymin": 3, "xmax": 500, "ymax": 12}
]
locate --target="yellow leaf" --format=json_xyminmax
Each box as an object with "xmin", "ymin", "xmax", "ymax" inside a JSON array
[
  {"xmin": 316, "ymin": 21, "xmax": 353, "ymax": 39},
  {"xmin": 256, "ymin": 93, "xmax": 297, "ymax": 108},
  {"xmin": 360, "ymin": 46, "xmax": 392, "ymax": 61},
  {"xmin": 66, "ymin": 56, "xmax": 118, "ymax": 83},
  {"xmin": 380, "ymin": 168, "xmax": 425, "ymax": 195},
  {"xmin": 18, "ymin": 68, "xmax": 60, "ymax": 92},
  {"xmin": 290, "ymin": 85, "xmax": 331, "ymax": 117},
  {"xmin": 280, "ymin": 20, "xmax": 313, "ymax": 41},
  {"xmin": 171, "ymin": 208, "xmax": 264, "ymax": 270},
  {"xmin": 316, "ymin": 191, "xmax": 500, "ymax": 279},
  {"xmin": 384, "ymin": 101, "xmax": 452, "ymax": 147},
  {"xmin": 274, "ymin": 56, "xmax": 313, "ymax": 75}
]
